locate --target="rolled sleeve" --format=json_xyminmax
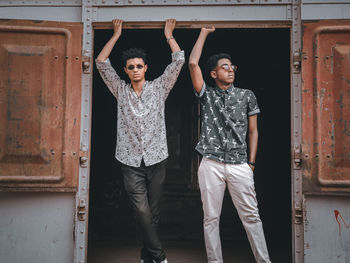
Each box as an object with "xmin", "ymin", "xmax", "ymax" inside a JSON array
[
  {"xmin": 194, "ymin": 83, "xmax": 206, "ymax": 98},
  {"xmin": 246, "ymin": 90, "xmax": 260, "ymax": 116}
]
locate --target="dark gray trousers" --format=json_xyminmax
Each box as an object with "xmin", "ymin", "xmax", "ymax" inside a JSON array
[{"xmin": 121, "ymin": 159, "xmax": 167, "ymax": 263}]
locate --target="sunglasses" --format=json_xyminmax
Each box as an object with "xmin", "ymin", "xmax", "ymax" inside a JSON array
[
  {"xmin": 216, "ymin": 64, "xmax": 238, "ymax": 72},
  {"xmin": 127, "ymin": 64, "xmax": 144, "ymax": 70}
]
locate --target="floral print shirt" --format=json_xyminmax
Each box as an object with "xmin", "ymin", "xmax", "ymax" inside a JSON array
[
  {"xmin": 95, "ymin": 51, "xmax": 185, "ymax": 167},
  {"xmin": 195, "ymin": 83, "xmax": 260, "ymax": 164}
]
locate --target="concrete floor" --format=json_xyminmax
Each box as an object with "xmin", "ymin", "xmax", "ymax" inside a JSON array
[{"xmin": 87, "ymin": 238, "xmax": 291, "ymax": 263}]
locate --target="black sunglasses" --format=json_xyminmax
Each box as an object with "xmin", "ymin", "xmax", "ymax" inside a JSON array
[{"xmin": 127, "ymin": 64, "xmax": 144, "ymax": 70}]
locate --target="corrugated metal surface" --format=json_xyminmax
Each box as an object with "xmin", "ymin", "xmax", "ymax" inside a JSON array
[
  {"xmin": 302, "ymin": 20, "xmax": 350, "ymax": 194},
  {"xmin": 0, "ymin": 20, "xmax": 82, "ymax": 191}
]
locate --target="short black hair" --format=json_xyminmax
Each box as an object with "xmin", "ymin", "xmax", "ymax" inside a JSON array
[
  {"xmin": 205, "ymin": 53, "xmax": 232, "ymax": 86},
  {"xmin": 121, "ymin": 48, "xmax": 147, "ymax": 66}
]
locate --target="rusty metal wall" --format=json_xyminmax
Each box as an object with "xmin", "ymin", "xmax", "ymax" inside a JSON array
[
  {"xmin": 0, "ymin": 1, "xmax": 349, "ymax": 263},
  {"xmin": 301, "ymin": 19, "xmax": 350, "ymax": 263},
  {"xmin": 301, "ymin": 20, "xmax": 350, "ymax": 194},
  {"xmin": 0, "ymin": 20, "xmax": 82, "ymax": 191}
]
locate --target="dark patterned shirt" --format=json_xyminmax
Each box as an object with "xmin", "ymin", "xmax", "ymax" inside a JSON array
[
  {"xmin": 95, "ymin": 51, "xmax": 185, "ymax": 167},
  {"xmin": 195, "ymin": 83, "xmax": 260, "ymax": 164}
]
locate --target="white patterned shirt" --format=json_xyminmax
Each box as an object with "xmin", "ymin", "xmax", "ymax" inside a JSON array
[{"xmin": 95, "ymin": 51, "xmax": 185, "ymax": 167}]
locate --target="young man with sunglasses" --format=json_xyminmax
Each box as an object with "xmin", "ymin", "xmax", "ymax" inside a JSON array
[
  {"xmin": 95, "ymin": 19, "xmax": 185, "ymax": 263},
  {"xmin": 189, "ymin": 27, "xmax": 271, "ymax": 263}
]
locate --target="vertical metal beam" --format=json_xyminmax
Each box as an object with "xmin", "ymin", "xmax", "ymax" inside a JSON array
[
  {"xmin": 291, "ymin": 0, "xmax": 303, "ymax": 262},
  {"xmin": 74, "ymin": 0, "xmax": 93, "ymax": 263}
]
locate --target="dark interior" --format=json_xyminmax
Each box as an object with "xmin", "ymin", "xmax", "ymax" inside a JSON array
[{"xmin": 88, "ymin": 27, "xmax": 291, "ymax": 261}]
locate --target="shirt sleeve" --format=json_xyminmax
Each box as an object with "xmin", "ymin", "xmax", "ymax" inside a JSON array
[
  {"xmin": 194, "ymin": 82, "xmax": 207, "ymax": 98},
  {"xmin": 153, "ymin": 50, "xmax": 185, "ymax": 100},
  {"xmin": 95, "ymin": 58, "xmax": 125, "ymax": 100},
  {"xmin": 246, "ymin": 90, "xmax": 260, "ymax": 116}
]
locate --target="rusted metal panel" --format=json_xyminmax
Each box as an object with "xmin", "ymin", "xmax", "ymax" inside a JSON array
[
  {"xmin": 302, "ymin": 20, "xmax": 350, "ymax": 194},
  {"xmin": 0, "ymin": 20, "xmax": 82, "ymax": 191}
]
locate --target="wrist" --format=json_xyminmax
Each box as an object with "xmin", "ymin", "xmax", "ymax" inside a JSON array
[
  {"xmin": 248, "ymin": 161, "xmax": 256, "ymax": 167},
  {"xmin": 166, "ymin": 36, "xmax": 175, "ymax": 42}
]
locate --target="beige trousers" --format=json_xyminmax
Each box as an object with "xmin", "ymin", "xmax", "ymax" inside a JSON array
[{"xmin": 198, "ymin": 157, "xmax": 271, "ymax": 263}]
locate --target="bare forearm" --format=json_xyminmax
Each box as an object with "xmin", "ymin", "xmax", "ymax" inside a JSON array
[
  {"xmin": 248, "ymin": 129, "xmax": 258, "ymax": 163},
  {"xmin": 189, "ymin": 31, "xmax": 210, "ymax": 66},
  {"xmin": 96, "ymin": 34, "xmax": 120, "ymax": 62},
  {"xmin": 167, "ymin": 37, "xmax": 181, "ymax": 53}
]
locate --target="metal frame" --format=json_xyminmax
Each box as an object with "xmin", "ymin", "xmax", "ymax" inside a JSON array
[
  {"xmin": 74, "ymin": 1, "xmax": 93, "ymax": 263},
  {"xmin": 75, "ymin": 0, "xmax": 302, "ymax": 262},
  {"xmin": 291, "ymin": 0, "xmax": 303, "ymax": 263}
]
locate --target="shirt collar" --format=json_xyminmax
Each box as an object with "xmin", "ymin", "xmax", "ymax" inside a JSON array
[{"xmin": 214, "ymin": 84, "xmax": 235, "ymax": 94}]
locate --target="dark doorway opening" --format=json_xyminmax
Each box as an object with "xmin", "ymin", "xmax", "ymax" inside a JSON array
[{"xmin": 88, "ymin": 27, "xmax": 291, "ymax": 262}]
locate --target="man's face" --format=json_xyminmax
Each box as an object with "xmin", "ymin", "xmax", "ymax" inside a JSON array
[
  {"xmin": 124, "ymin": 58, "xmax": 147, "ymax": 83},
  {"xmin": 210, "ymin": 58, "xmax": 236, "ymax": 86}
]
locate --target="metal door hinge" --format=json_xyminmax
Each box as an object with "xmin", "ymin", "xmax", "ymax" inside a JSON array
[
  {"xmin": 293, "ymin": 145, "xmax": 302, "ymax": 170},
  {"xmin": 294, "ymin": 205, "xmax": 303, "ymax": 225},
  {"xmin": 82, "ymin": 56, "xmax": 91, "ymax": 74},
  {"xmin": 78, "ymin": 198, "xmax": 87, "ymax": 221},
  {"xmin": 293, "ymin": 50, "xmax": 301, "ymax": 73},
  {"xmin": 80, "ymin": 156, "xmax": 89, "ymax": 168}
]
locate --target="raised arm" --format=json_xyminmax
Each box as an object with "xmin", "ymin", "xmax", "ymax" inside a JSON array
[
  {"xmin": 164, "ymin": 19, "xmax": 181, "ymax": 53},
  {"xmin": 96, "ymin": 19, "xmax": 123, "ymax": 62},
  {"xmin": 188, "ymin": 27, "xmax": 215, "ymax": 94}
]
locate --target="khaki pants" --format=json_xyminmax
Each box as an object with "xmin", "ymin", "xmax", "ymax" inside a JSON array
[{"xmin": 198, "ymin": 157, "xmax": 271, "ymax": 263}]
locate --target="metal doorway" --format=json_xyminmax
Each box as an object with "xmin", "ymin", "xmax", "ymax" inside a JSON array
[{"xmin": 88, "ymin": 25, "xmax": 292, "ymax": 262}]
